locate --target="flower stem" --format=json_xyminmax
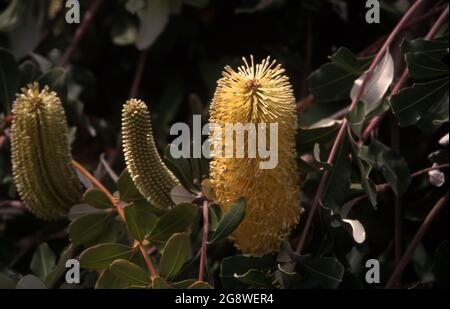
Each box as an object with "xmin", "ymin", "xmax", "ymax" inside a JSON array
[{"xmin": 71, "ymin": 159, "xmax": 158, "ymax": 279}]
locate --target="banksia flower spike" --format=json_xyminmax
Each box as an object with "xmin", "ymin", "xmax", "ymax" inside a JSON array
[
  {"xmin": 209, "ymin": 56, "xmax": 301, "ymax": 255},
  {"xmin": 122, "ymin": 99, "xmax": 180, "ymax": 208},
  {"xmin": 11, "ymin": 83, "xmax": 82, "ymax": 219}
]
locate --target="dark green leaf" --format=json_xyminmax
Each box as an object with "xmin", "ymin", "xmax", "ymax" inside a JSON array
[
  {"xmin": 152, "ymin": 276, "xmax": 170, "ymax": 289},
  {"xmin": 38, "ymin": 67, "xmax": 68, "ymax": 102},
  {"xmin": 347, "ymin": 101, "xmax": 366, "ymax": 138},
  {"xmin": 390, "ymin": 77, "xmax": 449, "ymax": 128},
  {"xmin": 401, "ymin": 36, "xmax": 448, "ymax": 59},
  {"xmin": 359, "ymin": 139, "xmax": 411, "ymax": 196},
  {"xmin": 95, "ymin": 269, "xmax": 129, "ymax": 289},
  {"xmin": 82, "ymin": 188, "xmax": 114, "ymax": 209},
  {"xmin": 209, "ymin": 198, "xmax": 246, "ymax": 243},
  {"xmin": 405, "ymin": 52, "xmax": 448, "ymax": 79},
  {"xmin": 68, "ymin": 213, "xmax": 115, "ymax": 246},
  {"xmin": 0, "ymin": 48, "xmax": 19, "ymax": 113},
  {"xmin": 117, "ymin": 169, "xmax": 143, "ymax": 202},
  {"xmin": 30, "ymin": 243, "xmax": 56, "ymax": 281},
  {"xmin": 109, "ymin": 259, "xmax": 150, "ymax": 286},
  {"xmin": 297, "ymin": 119, "xmax": 340, "ymax": 151},
  {"xmin": 234, "ymin": 269, "xmax": 273, "ymax": 288},
  {"xmin": 45, "ymin": 244, "xmax": 75, "ymax": 287},
  {"xmin": 297, "ymin": 257, "xmax": 345, "ymax": 289},
  {"xmin": 187, "ymin": 281, "xmax": 213, "ymax": 289},
  {"xmin": 124, "ymin": 202, "xmax": 158, "ymax": 241},
  {"xmin": 160, "ymin": 233, "xmax": 190, "ymax": 279},
  {"xmin": 170, "ymin": 279, "xmax": 197, "ymax": 289},
  {"xmin": 164, "ymin": 144, "xmax": 195, "ymax": 191},
  {"xmin": 329, "ymin": 47, "xmax": 363, "ymax": 74},
  {"xmin": 80, "ymin": 243, "xmax": 134, "ymax": 270},
  {"xmin": 220, "ymin": 255, "xmax": 275, "ymax": 289},
  {"xmin": 148, "ymin": 203, "xmax": 198, "ymax": 243},
  {"xmin": 16, "ymin": 275, "xmax": 47, "ymax": 289}
]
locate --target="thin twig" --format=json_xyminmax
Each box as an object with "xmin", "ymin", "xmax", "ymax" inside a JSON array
[
  {"xmin": 71, "ymin": 159, "xmax": 158, "ymax": 278},
  {"xmin": 198, "ymin": 200, "xmax": 209, "ymax": 282},
  {"xmin": 129, "ymin": 49, "xmax": 149, "ymax": 98},
  {"xmin": 362, "ymin": 5, "xmax": 449, "ymax": 141},
  {"xmin": 295, "ymin": 0, "xmax": 427, "ymax": 256},
  {"xmin": 59, "ymin": 0, "xmax": 106, "ymax": 66},
  {"xmin": 385, "ymin": 193, "xmax": 448, "ymax": 288}
]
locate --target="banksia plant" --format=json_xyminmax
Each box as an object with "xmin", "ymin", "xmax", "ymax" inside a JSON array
[
  {"xmin": 209, "ymin": 56, "xmax": 301, "ymax": 255},
  {"xmin": 122, "ymin": 99, "xmax": 180, "ymax": 208},
  {"xmin": 11, "ymin": 83, "xmax": 83, "ymax": 219}
]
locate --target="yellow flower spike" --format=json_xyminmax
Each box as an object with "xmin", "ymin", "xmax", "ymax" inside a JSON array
[
  {"xmin": 209, "ymin": 56, "xmax": 302, "ymax": 255},
  {"xmin": 11, "ymin": 83, "xmax": 83, "ymax": 219},
  {"xmin": 122, "ymin": 99, "xmax": 180, "ymax": 208}
]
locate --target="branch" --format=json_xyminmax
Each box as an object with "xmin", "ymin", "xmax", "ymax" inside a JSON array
[
  {"xmin": 295, "ymin": 0, "xmax": 427, "ymax": 256},
  {"xmin": 198, "ymin": 200, "xmax": 209, "ymax": 282},
  {"xmin": 72, "ymin": 159, "xmax": 159, "ymax": 279},
  {"xmin": 129, "ymin": 49, "xmax": 149, "ymax": 98},
  {"xmin": 59, "ymin": 0, "xmax": 106, "ymax": 66},
  {"xmin": 385, "ymin": 193, "xmax": 449, "ymax": 288},
  {"xmin": 362, "ymin": 4, "xmax": 449, "ymax": 142}
]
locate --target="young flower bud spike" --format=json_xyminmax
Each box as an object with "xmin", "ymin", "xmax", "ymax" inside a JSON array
[
  {"xmin": 11, "ymin": 83, "xmax": 82, "ymax": 219},
  {"xmin": 209, "ymin": 56, "xmax": 302, "ymax": 255},
  {"xmin": 122, "ymin": 99, "xmax": 180, "ymax": 208}
]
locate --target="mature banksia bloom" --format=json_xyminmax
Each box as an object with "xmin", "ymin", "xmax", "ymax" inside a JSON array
[
  {"xmin": 11, "ymin": 83, "xmax": 82, "ymax": 219},
  {"xmin": 209, "ymin": 56, "xmax": 301, "ymax": 255},
  {"xmin": 122, "ymin": 99, "xmax": 180, "ymax": 208}
]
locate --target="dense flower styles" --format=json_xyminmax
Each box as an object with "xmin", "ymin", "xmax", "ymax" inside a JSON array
[
  {"xmin": 11, "ymin": 83, "xmax": 82, "ymax": 219},
  {"xmin": 209, "ymin": 56, "xmax": 301, "ymax": 255},
  {"xmin": 122, "ymin": 99, "xmax": 180, "ymax": 208}
]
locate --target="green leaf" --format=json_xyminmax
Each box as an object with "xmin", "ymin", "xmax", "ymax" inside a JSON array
[
  {"xmin": 321, "ymin": 138, "xmax": 352, "ymax": 213},
  {"xmin": 405, "ymin": 52, "xmax": 448, "ymax": 79},
  {"xmin": 297, "ymin": 119, "xmax": 340, "ymax": 151},
  {"xmin": 30, "ymin": 243, "xmax": 56, "ymax": 281},
  {"xmin": 164, "ymin": 144, "xmax": 195, "ymax": 191},
  {"xmin": 160, "ymin": 233, "xmax": 190, "ymax": 279},
  {"xmin": 234, "ymin": 269, "xmax": 273, "ymax": 288},
  {"xmin": 209, "ymin": 198, "xmax": 246, "ymax": 243},
  {"xmin": 117, "ymin": 169, "xmax": 143, "ymax": 202},
  {"xmin": 148, "ymin": 203, "xmax": 198, "ymax": 243},
  {"xmin": 95, "ymin": 269, "xmax": 129, "ymax": 289},
  {"xmin": 401, "ymin": 36, "xmax": 448, "ymax": 60},
  {"xmin": 16, "ymin": 275, "xmax": 47, "ymax": 289},
  {"xmin": 38, "ymin": 67, "xmax": 68, "ymax": 102},
  {"xmin": 124, "ymin": 202, "xmax": 158, "ymax": 242},
  {"xmin": 347, "ymin": 101, "xmax": 366, "ymax": 138},
  {"xmin": 416, "ymin": 92, "xmax": 449, "ymax": 132},
  {"xmin": 297, "ymin": 257, "xmax": 345, "ymax": 289},
  {"xmin": 390, "ymin": 77, "xmax": 449, "ymax": 128},
  {"xmin": 220, "ymin": 255, "xmax": 275, "ymax": 289},
  {"xmin": 0, "ymin": 48, "xmax": 19, "ymax": 113},
  {"xmin": 309, "ymin": 63, "xmax": 357, "ymax": 102},
  {"xmin": 82, "ymin": 188, "xmax": 114, "ymax": 209},
  {"xmin": 170, "ymin": 279, "xmax": 197, "ymax": 289},
  {"xmin": 45, "ymin": 244, "xmax": 75, "ymax": 287},
  {"xmin": 0, "ymin": 264, "xmax": 20, "ymax": 289},
  {"xmin": 68, "ymin": 213, "xmax": 115, "ymax": 246},
  {"xmin": 109, "ymin": 259, "xmax": 150, "ymax": 287},
  {"xmin": 187, "ymin": 281, "xmax": 213, "ymax": 289},
  {"xmin": 80, "ymin": 243, "xmax": 135, "ymax": 270},
  {"xmin": 0, "ymin": 0, "xmax": 29, "ymax": 32},
  {"xmin": 329, "ymin": 47, "xmax": 363, "ymax": 74},
  {"xmin": 151, "ymin": 276, "xmax": 170, "ymax": 289},
  {"xmin": 359, "ymin": 139, "xmax": 411, "ymax": 196},
  {"xmin": 348, "ymin": 132, "xmax": 377, "ymax": 208}
]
